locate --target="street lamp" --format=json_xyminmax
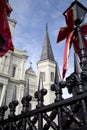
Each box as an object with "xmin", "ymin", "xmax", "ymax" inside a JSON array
[
  {"xmin": 63, "ymin": 0, "xmax": 87, "ymax": 25},
  {"xmin": 63, "ymin": 0, "xmax": 87, "ymax": 70}
]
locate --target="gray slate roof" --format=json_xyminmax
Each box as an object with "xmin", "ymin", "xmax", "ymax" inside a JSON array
[{"xmin": 40, "ymin": 30, "xmax": 55, "ymax": 61}]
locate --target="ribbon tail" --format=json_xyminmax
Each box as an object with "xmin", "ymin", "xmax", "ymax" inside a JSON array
[{"xmin": 62, "ymin": 31, "xmax": 74, "ymax": 78}]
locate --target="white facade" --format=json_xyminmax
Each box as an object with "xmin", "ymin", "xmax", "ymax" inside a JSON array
[
  {"xmin": 0, "ymin": 16, "xmax": 28, "ymax": 115},
  {"xmin": 0, "ymin": 48, "xmax": 28, "ymax": 111},
  {"xmin": 37, "ymin": 59, "xmax": 56, "ymax": 105},
  {"xmin": 25, "ymin": 66, "xmax": 37, "ymax": 109}
]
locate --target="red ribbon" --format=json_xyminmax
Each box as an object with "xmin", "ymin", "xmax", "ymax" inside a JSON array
[
  {"xmin": 0, "ymin": 0, "xmax": 14, "ymax": 57},
  {"xmin": 57, "ymin": 8, "xmax": 87, "ymax": 78}
]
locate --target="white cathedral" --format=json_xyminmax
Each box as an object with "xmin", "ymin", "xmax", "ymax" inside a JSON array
[{"xmin": 0, "ymin": 2, "xmax": 57, "ymax": 114}]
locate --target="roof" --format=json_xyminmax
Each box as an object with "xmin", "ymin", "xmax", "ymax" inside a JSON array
[
  {"xmin": 26, "ymin": 66, "xmax": 36, "ymax": 76},
  {"xmin": 40, "ymin": 28, "xmax": 55, "ymax": 61}
]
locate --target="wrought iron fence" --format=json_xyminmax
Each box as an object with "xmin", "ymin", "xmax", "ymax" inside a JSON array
[{"xmin": 0, "ymin": 58, "xmax": 87, "ymax": 130}]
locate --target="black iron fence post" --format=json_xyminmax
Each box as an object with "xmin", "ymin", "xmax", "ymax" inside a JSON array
[
  {"xmin": 51, "ymin": 64, "xmax": 63, "ymax": 130},
  {"xmin": 35, "ymin": 78, "xmax": 47, "ymax": 130},
  {"xmin": 77, "ymin": 26, "xmax": 87, "ymax": 69}
]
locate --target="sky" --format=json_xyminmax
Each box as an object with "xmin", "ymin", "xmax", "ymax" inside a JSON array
[{"xmin": 9, "ymin": 0, "xmax": 87, "ymax": 79}]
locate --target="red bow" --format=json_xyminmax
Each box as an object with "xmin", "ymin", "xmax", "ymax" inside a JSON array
[{"xmin": 57, "ymin": 8, "xmax": 87, "ymax": 78}]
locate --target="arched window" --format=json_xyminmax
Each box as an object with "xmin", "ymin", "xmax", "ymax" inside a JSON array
[
  {"xmin": 40, "ymin": 72, "xmax": 45, "ymax": 81},
  {"xmin": 51, "ymin": 72, "xmax": 54, "ymax": 82},
  {"xmin": 12, "ymin": 65, "xmax": 16, "ymax": 77},
  {"xmin": 0, "ymin": 83, "xmax": 3, "ymax": 99},
  {"xmin": 4, "ymin": 55, "xmax": 8, "ymax": 72}
]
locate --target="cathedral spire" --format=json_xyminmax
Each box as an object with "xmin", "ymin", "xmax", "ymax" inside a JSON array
[
  {"xmin": 46, "ymin": 23, "xmax": 48, "ymax": 32},
  {"xmin": 40, "ymin": 25, "xmax": 55, "ymax": 61}
]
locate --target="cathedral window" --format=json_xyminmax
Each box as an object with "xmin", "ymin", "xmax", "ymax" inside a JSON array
[
  {"xmin": 0, "ymin": 83, "xmax": 3, "ymax": 99},
  {"xmin": 4, "ymin": 55, "xmax": 8, "ymax": 63},
  {"xmin": 4, "ymin": 55, "xmax": 8, "ymax": 72},
  {"xmin": 12, "ymin": 65, "xmax": 16, "ymax": 77},
  {"xmin": 51, "ymin": 72, "xmax": 54, "ymax": 82},
  {"xmin": 40, "ymin": 72, "xmax": 45, "ymax": 81}
]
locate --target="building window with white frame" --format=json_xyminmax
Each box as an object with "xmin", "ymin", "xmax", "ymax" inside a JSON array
[
  {"xmin": 51, "ymin": 72, "xmax": 54, "ymax": 82},
  {"xmin": 0, "ymin": 83, "xmax": 3, "ymax": 99},
  {"xmin": 40, "ymin": 72, "xmax": 45, "ymax": 81},
  {"xmin": 12, "ymin": 65, "xmax": 16, "ymax": 77}
]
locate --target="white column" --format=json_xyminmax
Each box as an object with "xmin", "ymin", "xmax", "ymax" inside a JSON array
[
  {"xmin": 20, "ymin": 59, "xmax": 25, "ymax": 80},
  {"xmin": 0, "ymin": 84, "xmax": 7, "ymax": 106}
]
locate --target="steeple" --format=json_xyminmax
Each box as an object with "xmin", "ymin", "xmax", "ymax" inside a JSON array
[{"xmin": 40, "ymin": 25, "xmax": 55, "ymax": 61}]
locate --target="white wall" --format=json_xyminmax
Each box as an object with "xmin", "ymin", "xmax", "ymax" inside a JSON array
[{"xmin": 37, "ymin": 59, "xmax": 56, "ymax": 105}]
